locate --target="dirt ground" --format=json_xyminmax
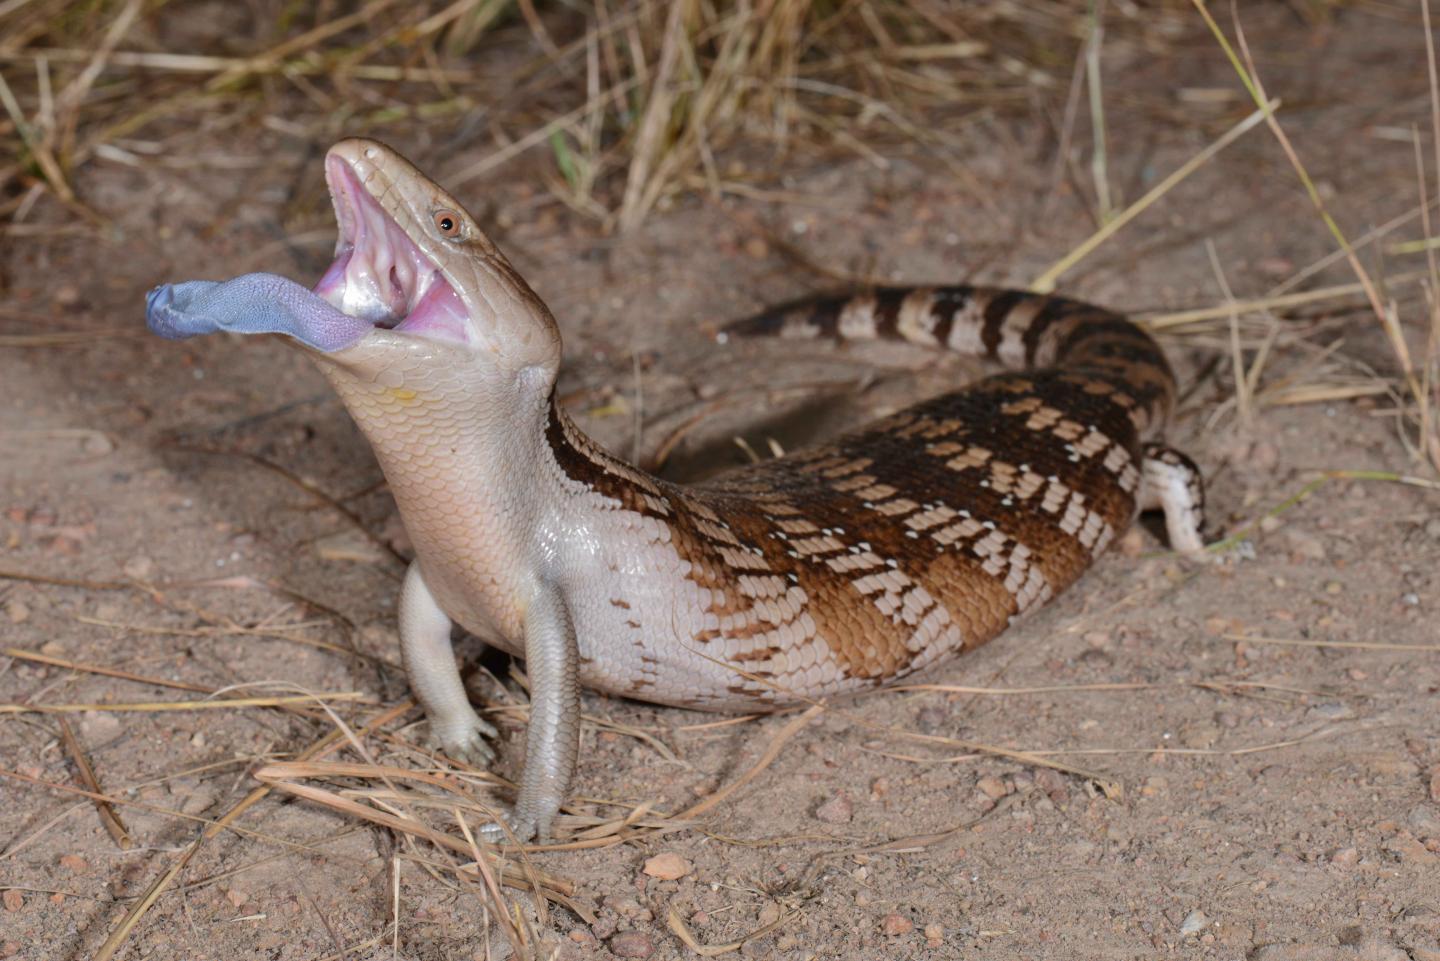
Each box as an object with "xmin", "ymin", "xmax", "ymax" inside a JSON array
[{"xmin": 4, "ymin": 5, "xmax": 1440, "ymax": 961}]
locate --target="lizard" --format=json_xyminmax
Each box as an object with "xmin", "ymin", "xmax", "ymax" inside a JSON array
[{"xmin": 146, "ymin": 138, "xmax": 1206, "ymax": 842}]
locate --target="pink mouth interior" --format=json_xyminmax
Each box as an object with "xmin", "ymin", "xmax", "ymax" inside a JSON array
[{"xmin": 313, "ymin": 157, "xmax": 471, "ymax": 344}]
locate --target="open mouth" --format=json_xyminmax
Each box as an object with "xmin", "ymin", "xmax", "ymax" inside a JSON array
[{"xmin": 312, "ymin": 156, "xmax": 471, "ymax": 344}]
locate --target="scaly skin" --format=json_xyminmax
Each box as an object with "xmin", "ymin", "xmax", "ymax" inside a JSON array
[{"xmin": 148, "ymin": 139, "xmax": 1206, "ymax": 842}]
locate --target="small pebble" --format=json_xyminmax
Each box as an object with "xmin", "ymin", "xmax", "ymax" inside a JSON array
[
  {"xmin": 1178, "ymin": 909, "xmax": 1207, "ymax": 936},
  {"xmin": 604, "ymin": 896, "xmax": 648, "ymax": 921},
  {"xmin": 1430, "ymin": 767, "xmax": 1440, "ymax": 804},
  {"xmin": 2, "ymin": 891, "xmax": 21, "ymax": 912},
  {"xmin": 1328, "ymin": 846, "xmax": 1358, "ymax": 866},
  {"xmin": 814, "ymin": 793, "xmax": 853, "ymax": 824},
  {"xmin": 58, "ymin": 854, "xmax": 87, "ymax": 873},
  {"xmin": 590, "ymin": 914, "xmax": 618, "ymax": 940},
  {"xmin": 1307, "ymin": 701, "xmax": 1352, "ymax": 721},
  {"xmin": 1035, "ymin": 768, "xmax": 1070, "ymax": 805},
  {"xmin": 975, "ymin": 776, "xmax": 1008, "ymax": 800},
  {"xmin": 608, "ymin": 932, "xmax": 654, "ymax": 958},
  {"xmin": 641, "ymin": 852, "xmax": 691, "ymax": 880},
  {"xmin": 881, "ymin": 913, "xmax": 913, "ymax": 936}
]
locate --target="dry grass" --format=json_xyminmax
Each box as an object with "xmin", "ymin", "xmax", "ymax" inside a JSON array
[
  {"xmin": 0, "ymin": 0, "xmax": 1185, "ymax": 230},
  {"xmin": 1173, "ymin": 0, "xmax": 1440, "ymax": 472}
]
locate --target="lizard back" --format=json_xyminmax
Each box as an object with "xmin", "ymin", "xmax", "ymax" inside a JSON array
[{"xmin": 539, "ymin": 285, "xmax": 1195, "ymax": 708}]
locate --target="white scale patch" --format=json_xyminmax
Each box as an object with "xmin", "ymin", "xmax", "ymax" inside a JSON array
[
  {"xmin": 838, "ymin": 296, "xmax": 879, "ymax": 339},
  {"xmin": 995, "ymin": 299, "xmax": 1041, "ymax": 366},
  {"xmin": 905, "ymin": 504, "xmax": 958, "ymax": 531},
  {"xmin": 969, "ymin": 527, "xmax": 1052, "ymax": 614},
  {"xmin": 897, "ymin": 290, "xmax": 943, "ymax": 345},
  {"xmin": 1118, "ymin": 462, "xmax": 1140, "ymax": 493},
  {"xmin": 717, "ymin": 545, "xmax": 771, "ymax": 571},
  {"xmin": 1026, "ymin": 406, "xmax": 1065, "ymax": 430},
  {"xmin": 1073, "ymin": 429, "xmax": 1111, "ymax": 459},
  {"xmin": 874, "ymin": 497, "xmax": 919, "ymax": 517},
  {"xmin": 789, "ymin": 535, "xmax": 846, "ymax": 556},
  {"xmin": 737, "ymin": 573, "xmax": 788, "ymax": 598},
  {"xmin": 809, "ymin": 455, "xmax": 870, "ymax": 479},
  {"xmin": 695, "ymin": 518, "xmax": 739, "ymax": 545},
  {"xmin": 854, "ymin": 483, "xmax": 898, "ymax": 501},
  {"xmin": 946, "ymin": 298, "xmax": 987, "ymax": 354},
  {"xmin": 781, "ymin": 315, "xmax": 824, "ymax": 338},
  {"xmin": 1014, "ymin": 470, "xmax": 1046, "ymax": 500},
  {"xmin": 826, "ymin": 549, "xmax": 885, "ymax": 573},
  {"xmin": 1102, "ymin": 444, "xmax": 1131, "ymax": 475},
  {"xmin": 932, "ymin": 515, "xmax": 984, "ymax": 547},
  {"xmin": 945, "ymin": 446, "xmax": 993, "ymax": 471},
  {"xmin": 833, "ymin": 474, "xmax": 879, "ymax": 493}
]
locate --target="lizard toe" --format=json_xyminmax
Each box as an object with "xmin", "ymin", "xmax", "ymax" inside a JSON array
[{"xmin": 430, "ymin": 713, "xmax": 498, "ymax": 767}]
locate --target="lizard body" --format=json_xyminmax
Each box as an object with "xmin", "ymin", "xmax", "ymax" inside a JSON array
[{"xmin": 147, "ymin": 139, "xmax": 1204, "ymax": 840}]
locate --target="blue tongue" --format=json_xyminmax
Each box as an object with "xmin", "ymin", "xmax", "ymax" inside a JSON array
[{"xmin": 146, "ymin": 273, "xmax": 372, "ymax": 352}]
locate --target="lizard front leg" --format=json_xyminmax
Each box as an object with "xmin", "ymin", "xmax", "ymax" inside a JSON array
[
  {"xmin": 398, "ymin": 561, "xmax": 498, "ymax": 764},
  {"xmin": 501, "ymin": 584, "xmax": 581, "ymax": 842}
]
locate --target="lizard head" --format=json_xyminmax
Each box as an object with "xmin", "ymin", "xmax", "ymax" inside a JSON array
[
  {"xmin": 146, "ymin": 138, "xmax": 563, "ymax": 387},
  {"xmin": 312, "ymin": 138, "xmax": 563, "ymax": 377}
]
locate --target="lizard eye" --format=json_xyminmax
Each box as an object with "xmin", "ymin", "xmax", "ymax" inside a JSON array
[{"xmin": 433, "ymin": 209, "xmax": 462, "ymax": 238}]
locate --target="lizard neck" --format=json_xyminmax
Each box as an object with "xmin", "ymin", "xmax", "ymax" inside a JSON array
[{"xmin": 315, "ymin": 357, "xmax": 569, "ymax": 641}]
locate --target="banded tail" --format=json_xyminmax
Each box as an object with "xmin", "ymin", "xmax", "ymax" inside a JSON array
[{"xmin": 723, "ymin": 285, "xmax": 1177, "ymax": 439}]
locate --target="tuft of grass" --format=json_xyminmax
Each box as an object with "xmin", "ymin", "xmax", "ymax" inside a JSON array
[
  {"xmin": 1182, "ymin": 0, "xmax": 1440, "ymax": 470},
  {"xmin": 0, "ymin": 0, "xmax": 1188, "ymax": 232}
]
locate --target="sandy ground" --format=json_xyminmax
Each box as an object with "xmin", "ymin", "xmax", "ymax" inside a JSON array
[{"xmin": 3, "ymin": 5, "xmax": 1440, "ymax": 961}]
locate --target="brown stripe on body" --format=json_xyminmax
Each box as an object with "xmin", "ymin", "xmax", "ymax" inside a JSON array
[
  {"xmin": 980, "ymin": 289, "xmax": 1028, "ymax": 360},
  {"xmin": 872, "ymin": 287, "xmax": 908, "ymax": 338},
  {"xmin": 926, "ymin": 287, "xmax": 973, "ymax": 349},
  {"xmin": 1022, "ymin": 296, "xmax": 1100, "ymax": 366},
  {"xmin": 696, "ymin": 363, "xmax": 1145, "ymax": 676}
]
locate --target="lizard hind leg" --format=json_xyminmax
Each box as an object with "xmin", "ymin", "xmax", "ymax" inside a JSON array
[{"xmin": 1139, "ymin": 443, "xmax": 1207, "ymax": 555}]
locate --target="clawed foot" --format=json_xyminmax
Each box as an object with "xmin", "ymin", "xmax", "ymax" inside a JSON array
[
  {"xmin": 477, "ymin": 811, "xmax": 538, "ymax": 844},
  {"xmin": 426, "ymin": 711, "xmax": 544, "ymax": 841},
  {"xmin": 429, "ymin": 709, "xmax": 499, "ymax": 767}
]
